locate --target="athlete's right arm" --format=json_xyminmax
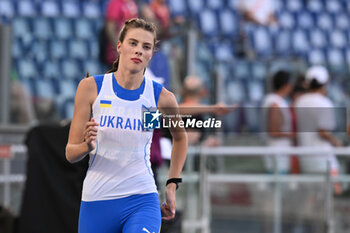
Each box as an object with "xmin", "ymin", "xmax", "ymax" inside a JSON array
[{"xmin": 66, "ymin": 77, "xmax": 98, "ymax": 163}]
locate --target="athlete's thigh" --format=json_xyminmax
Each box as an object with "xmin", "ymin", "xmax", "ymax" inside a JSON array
[
  {"xmin": 79, "ymin": 200, "xmax": 123, "ymax": 233},
  {"xmin": 122, "ymin": 193, "xmax": 161, "ymax": 233}
]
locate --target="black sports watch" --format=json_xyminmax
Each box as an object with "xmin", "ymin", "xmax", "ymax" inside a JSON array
[{"xmin": 166, "ymin": 178, "xmax": 182, "ymax": 190}]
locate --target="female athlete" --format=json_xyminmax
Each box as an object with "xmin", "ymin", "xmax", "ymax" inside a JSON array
[{"xmin": 66, "ymin": 18, "xmax": 187, "ymax": 233}]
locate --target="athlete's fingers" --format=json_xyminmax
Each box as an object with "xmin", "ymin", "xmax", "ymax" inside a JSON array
[
  {"xmin": 85, "ymin": 121, "xmax": 99, "ymax": 129},
  {"xmin": 84, "ymin": 129, "xmax": 96, "ymax": 143},
  {"xmin": 88, "ymin": 125, "xmax": 98, "ymax": 130},
  {"xmin": 167, "ymin": 200, "xmax": 176, "ymax": 215},
  {"xmin": 84, "ymin": 121, "xmax": 98, "ymax": 139},
  {"xmin": 161, "ymin": 213, "xmax": 174, "ymax": 220},
  {"xmin": 83, "ymin": 128, "xmax": 92, "ymax": 137},
  {"xmin": 84, "ymin": 130, "xmax": 96, "ymax": 142},
  {"xmin": 88, "ymin": 131, "xmax": 97, "ymax": 136},
  {"xmin": 85, "ymin": 129, "xmax": 96, "ymax": 138},
  {"xmin": 83, "ymin": 129, "xmax": 89, "ymax": 138},
  {"xmin": 161, "ymin": 204, "xmax": 175, "ymax": 220},
  {"xmin": 85, "ymin": 123, "xmax": 98, "ymax": 131},
  {"xmin": 86, "ymin": 131, "xmax": 97, "ymax": 139},
  {"xmin": 86, "ymin": 120, "xmax": 98, "ymax": 125},
  {"xmin": 89, "ymin": 126, "xmax": 97, "ymax": 132},
  {"xmin": 163, "ymin": 185, "xmax": 176, "ymax": 220},
  {"xmin": 161, "ymin": 203, "xmax": 172, "ymax": 217}
]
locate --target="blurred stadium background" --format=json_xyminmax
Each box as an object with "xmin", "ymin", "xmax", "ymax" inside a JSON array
[{"xmin": 1, "ymin": 0, "xmax": 350, "ymax": 233}]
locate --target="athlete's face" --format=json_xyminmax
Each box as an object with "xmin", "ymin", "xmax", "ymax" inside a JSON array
[{"xmin": 117, "ymin": 28, "xmax": 154, "ymax": 74}]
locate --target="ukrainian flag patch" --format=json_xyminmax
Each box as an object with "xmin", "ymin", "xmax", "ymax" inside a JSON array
[{"xmin": 100, "ymin": 100, "xmax": 112, "ymax": 108}]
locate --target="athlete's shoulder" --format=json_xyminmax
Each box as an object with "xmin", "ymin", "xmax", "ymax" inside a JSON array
[
  {"xmin": 78, "ymin": 76, "xmax": 96, "ymax": 89},
  {"xmin": 76, "ymin": 76, "xmax": 98, "ymax": 101},
  {"xmin": 158, "ymin": 87, "xmax": 178, "ymax": 108}
]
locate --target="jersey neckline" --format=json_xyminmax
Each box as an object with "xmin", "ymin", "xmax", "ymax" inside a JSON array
[{"xmin": 112, "ymin": 72, "xmax": 146, "ymax": 102}]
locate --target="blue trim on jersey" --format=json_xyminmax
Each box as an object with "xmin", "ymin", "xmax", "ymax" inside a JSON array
[
  {"xmin": 79, "ymin": 193, "xmax": 161, "ymax": 233},
  {"xmin": 94, "ymin": 74, "xmax": 162, "ymax": 104},
  {"xmin": 112, "ymin": 73, "xmax": 145, "ymax": 101},
  {"xmin": 89, "ymin": 141, "xmax": 98, "ymax": 169},
  {"xmin": 94, "ymin": 75, "xmax": 104, "ymax": 95},
  {"xmin": 152, "ymin": 80, "xmax": 163, "ymax": 107},
  {"xmin": 144, "ymin": 138, "xmax": 153, "ymax": 176}
]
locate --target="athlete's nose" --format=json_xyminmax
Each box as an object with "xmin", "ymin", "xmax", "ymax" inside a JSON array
[{"xmin": 135, "ymin": 45, "xmax": 143, "ymax": 56}]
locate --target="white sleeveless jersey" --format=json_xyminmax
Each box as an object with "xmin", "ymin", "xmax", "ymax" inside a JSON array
[
  {"xmin": 261, "ymin": 93, "xmax": 292, "ymax": 173},
  {"xmin": 82, "ymin": 73, "xmax": 158, "ymax": 201},
  {"xmin": 262, "ymin": 93, "xmax": 292, "ymax": 144}
]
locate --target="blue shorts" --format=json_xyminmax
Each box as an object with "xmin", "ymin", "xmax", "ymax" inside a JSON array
[{"xmin": 79, "ymin": 193, "xmax": 161, "ymax": 233}]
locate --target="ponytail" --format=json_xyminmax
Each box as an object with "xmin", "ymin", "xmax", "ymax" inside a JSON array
[{"xmin": 106, "ymin": 56, "xmax": 119, "ymax": 74}]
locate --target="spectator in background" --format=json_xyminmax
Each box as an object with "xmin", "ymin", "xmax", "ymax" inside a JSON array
[
  {"xmin": 101, "ymin": 0, "xmax": 138, "ymax": 67},
  {"xmin": 235, "ymin": 0, "xmax": 278, "ymax": 58},
  {"xmin": 141, "ymin": 0, "xmax": 185, "ymax": 93},
  {"xmin": 262, "ymin": 70, "xmax": 294, "ymax": 174},
  {"xmin": 161, "ymin": 75, "xmax": 234, "ymax": 172},
  {"xmin": 238, "ymin": 0, "xmax": 278, "ymax": 26},
  {"xmin": 157, "ymin": 76, "xmax": 234, "ymax": 232},
  {"xmin": 295, "ymin": 66, "xmax": 342, "ymax": 194},
  {"xmin": 180, "ymin": 76, "xmax": 233, "ymax": 146},
  {"xmin": 289, "ymin": 75, "xmax": 308, "ymax": 174},
  {"xmin": 145, "ymin": 0, "xmax": 171, "ymax": 39},
  {"xmin": 10, "ymin": 69, "xmax": 37, "ymax": 125},
  {"xmin": 345, "ymin": 83, "xmax": 350, "ymax": 177},
  {"xmin": 141, "ymin": 0, "xmax": 185, "ymax": 40}
]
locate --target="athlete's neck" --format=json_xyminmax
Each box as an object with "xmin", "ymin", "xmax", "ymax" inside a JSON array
[{"xmin": 114, "ymin": 70, "xmax": 144, "ymax": 90}]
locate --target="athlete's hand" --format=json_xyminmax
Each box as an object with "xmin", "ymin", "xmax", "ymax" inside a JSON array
[
  {"xmin": 83, "ymin": 118, "xmax": 98, "ymax": 151},
  {"xmin": 212, "ymin": 103, "xmax": 237, "ymax": 115},
  {"xmin": 161, "ymin": 183, "xmax": 177, "ymax": 220}
]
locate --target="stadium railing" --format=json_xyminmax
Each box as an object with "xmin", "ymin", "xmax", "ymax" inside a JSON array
[
  {"xmin": 180, "ymin": 146, "xmax": 350, "ymax": 233},
  {"xmin": 3, "ymin": 142, "xmax": 350, "ymax": 233}
]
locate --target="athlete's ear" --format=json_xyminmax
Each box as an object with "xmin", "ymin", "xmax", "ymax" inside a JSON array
[{"xmin": 117, "ymin": 41, "xmax": 121, "ymax": 54}]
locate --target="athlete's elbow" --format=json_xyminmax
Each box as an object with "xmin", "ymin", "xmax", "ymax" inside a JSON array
[
  {"xmin": 65, "ymin": 145, "xmax": 75, "ymax": 163},
  {"xmin": 173, "ymin": 130, "xmax": 188, "ymax": 144},
  {"xmin": 183, "ymin": 131, "xmax": 188, "ymax": 144}
]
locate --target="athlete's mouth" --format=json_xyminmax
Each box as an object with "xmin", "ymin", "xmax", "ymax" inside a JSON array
[{"xmin": 131, "ymin": 58, "xmax": 142, "ymax": 63}]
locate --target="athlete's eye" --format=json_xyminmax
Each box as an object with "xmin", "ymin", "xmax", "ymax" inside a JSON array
[
  {"xmin": 143, "ymin": 45, "xmax": 151, "ymax": 50},
  {"xmin": 130, "ymin": 41, "xmax": 137, "ymax": 46}
]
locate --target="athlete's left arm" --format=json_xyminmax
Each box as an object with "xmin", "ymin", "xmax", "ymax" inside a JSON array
[{"xmin": 158, "ymin": 87, "xmax": 188, "ymax": 220}]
